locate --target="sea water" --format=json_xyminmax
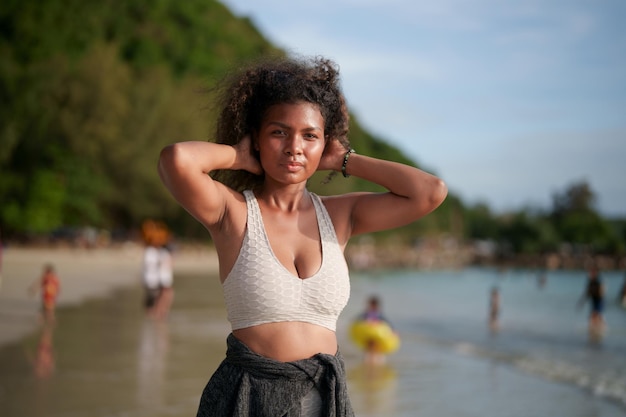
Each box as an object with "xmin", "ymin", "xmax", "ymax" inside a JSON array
[
  {"xmin": 342, "ymin": 267, "xmax": 626, "ymax": 416},
  {"xmin": 0, "ymin": 267, "xmax": 624, "ymax": 417}
]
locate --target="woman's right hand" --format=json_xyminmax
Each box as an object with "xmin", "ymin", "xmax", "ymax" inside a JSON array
[{"xmin": 233, "ymin": 136, "xmax": 263, "ymax": 175}]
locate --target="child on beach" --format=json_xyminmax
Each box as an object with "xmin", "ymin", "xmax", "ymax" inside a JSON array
[
  {"xmin": 158, "ymin": 55, "xmax": 447, "ymax": 416},
  {"xmin": 358, "ymin": 296, "xmax": 396, "ymax": 365},
  {"xmin": 29, "ymin": 264, "xmax": 61, "ymax": 323},
  {"xmin": 361, "ymin": 296, "xmax": 388, "ymax": 323}
]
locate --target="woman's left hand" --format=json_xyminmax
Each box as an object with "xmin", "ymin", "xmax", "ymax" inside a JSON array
[{"xmin": 318, "ymin": 138, "xmax": 349, "ymax": 172}]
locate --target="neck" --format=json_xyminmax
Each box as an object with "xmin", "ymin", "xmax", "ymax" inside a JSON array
[{"xmin": 255, "ymin": 184, "xmax": 310, "ymax": 213}]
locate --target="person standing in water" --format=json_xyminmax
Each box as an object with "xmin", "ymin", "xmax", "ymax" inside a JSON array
[
  {"xmin": 488, "ymin": 286, "xmax": 501, "ymax": 332},
  {"xmin": 142, "ymin": 242, "xmax": 175, "ymax": 319},
  {"xmin": 579, "ymin": 265, "xmax": 605, "ymax": 335},
  {"xmin": 360, "ymin": 296, "xmax": 391, "ymax": 324},
  {"xmin": 154, "ymin": 244, "xmax": 175, "ymax": 318},
  {"xmin": 158, "ymin": 55, "xmax": 447, "ymax": 416},
  {"xmin": 618, "ymin": 269, "xmax": 626, "ymax": 308},
  {"xmin": 141, "ymin": 220, "xmax": 175, "ymax": 319},
  {"xmin": 359, "ymin": 295, "xmax": 396, "ymax": 365}
]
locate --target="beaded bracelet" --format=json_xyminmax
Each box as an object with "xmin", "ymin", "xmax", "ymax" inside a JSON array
[{"xmin": 341, "ymin": 148, "xmax": 356, "ymax": 178}]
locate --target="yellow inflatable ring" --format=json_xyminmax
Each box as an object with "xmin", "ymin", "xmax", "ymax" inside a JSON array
[{"xmin": 350, "ymin": 320, "xmax": 400, "ymax": 354}]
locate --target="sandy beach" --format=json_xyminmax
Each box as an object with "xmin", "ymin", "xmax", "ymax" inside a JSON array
[{"xmin": 0, "ymin": 244, "xmax": 219, "ymax": 348}]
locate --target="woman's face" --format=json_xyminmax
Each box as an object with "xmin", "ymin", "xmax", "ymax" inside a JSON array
[{"xmin": 256, "ymin": 101, "xmax": 326, "ymax": 185}]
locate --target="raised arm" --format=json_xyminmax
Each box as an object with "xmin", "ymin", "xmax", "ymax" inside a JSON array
[
  {"xmin": 320, "ymin": 140, "xmax": 447, "ymax": 238},
  {"xmin": 347, "ymin": 153, "xmax": 447, "ymax": 235},
  {"xmin": 157, "ymin": 139, "xmax": 261, "ymax": 228}
]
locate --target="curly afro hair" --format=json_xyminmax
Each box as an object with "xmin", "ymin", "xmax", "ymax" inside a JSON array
[{"xmin": 209, "ymin": 55, "xmax": 350, "ymax": 191}]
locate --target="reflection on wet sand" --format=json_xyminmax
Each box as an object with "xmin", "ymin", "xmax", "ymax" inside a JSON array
[
  {"xmin": 31, "ymin": 323, "xmax": 56, "ymax": 379},
  {"xmin": 24, "ymin": 322, "xmax": 58, "ymax": 417},
  {"xmin": 137, "ymin": 319, "xmax": 170, "ymax": 411},
  {"xmin": 348, "ymin": 362, "xmax": 398, "ymax": 416}
]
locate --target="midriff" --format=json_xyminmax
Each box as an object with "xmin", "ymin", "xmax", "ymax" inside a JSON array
[{"xmin": 232, "ymin": 321, "xmax": 337, "ymax": 362}]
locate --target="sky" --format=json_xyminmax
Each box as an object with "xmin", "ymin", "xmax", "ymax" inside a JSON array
[{"xmin": 220, "ymin": 0, "xmax": 626, "ymax": 217}]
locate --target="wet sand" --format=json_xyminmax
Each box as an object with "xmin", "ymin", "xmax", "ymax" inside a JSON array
[
  {"xmin": 0, "ymin": 269, "xmax": 230, "ymax": 417},
  {"xmin": 0, "ymin": 245, "xmax": 219, "ymax": 348}
]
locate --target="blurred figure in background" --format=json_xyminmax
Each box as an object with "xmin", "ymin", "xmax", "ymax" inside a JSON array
[
  {"xmin": 537, "ymin": 270, "xmax": 547, "ymax": 289},
  {"xmin": 142, "ymin": 242, "xmax": 161, "ymax": 316},
  {"xmin": 29, "ymin": 264, "xmax": 61, "ymax": 323},
  {"xmin": 578, "ymin": 265, "xmax": 605, "ymax": 336},
  {"xmin": 141, "ymin": 220, "xmax": 175, "ymax": 319},
  {"xmin": 488, "ymin": 286, "xmax": 500, "ymax": 332},
  {"xmin": 155, "ymin": 244, "xmax": 174, "ymax": 318},
  {"xmin": 618, "ymin": 272, "xmax": 626, "ymax": 309},
  {"xmin": 360, "ymin": 296, "xmax": 394, "ymax": 327},
  {"xmin": 356, "ymin": 296, "xmax": 397, "ymax": 365}
]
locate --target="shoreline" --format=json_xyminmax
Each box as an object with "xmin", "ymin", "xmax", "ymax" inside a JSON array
[
  {"xmin": 2, "ymin": 242, "xmax": 622, "ymax": 350},
  {"xmin": 0, "ymin": 244, "xmax": 219, "ymax": 348}
]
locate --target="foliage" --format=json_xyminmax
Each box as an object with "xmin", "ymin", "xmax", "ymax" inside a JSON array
[
  {"xmin": 462, "ymin": 181, "xmax": 624, "ymax": 257},
  {"xmin": 549, "ymin": 182, "xmax": 622, "ymax": 254},
  {"xmin": 0, "ymin": 0, "xmax": 434, "ymax": 241}
]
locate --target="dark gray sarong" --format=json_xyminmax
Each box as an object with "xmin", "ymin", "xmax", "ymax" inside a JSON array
[{"xmin": 196, "ymin": 333, "xmax": 355, "ymax": 417}]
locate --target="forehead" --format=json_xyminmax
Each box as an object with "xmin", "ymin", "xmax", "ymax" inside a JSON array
[{"xmin": 262, "ymin": 102, "xmax": 324, "ymax": 127}]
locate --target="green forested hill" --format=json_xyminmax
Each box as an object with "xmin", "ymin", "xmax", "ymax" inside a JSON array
[{"xmin": 0, "ymin": 0, "xmax": 456, "ymax": 241}]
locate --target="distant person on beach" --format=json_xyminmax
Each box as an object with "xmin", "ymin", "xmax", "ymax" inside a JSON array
[
  {"xmin": 29, "ymin": 264, "xmax": 61, "ymax": 323},
  {"xmin": 360, "ymin": 295, "xmax": 391, "ymax": 325},
  {"xmin": 578, "ymin": 266, "xmax": 605, "ymax": 334},
  {"xmin": 141, "ymin": 220, "xmax": 175, "ymax": 319},
  {"xmin": 359, "ymin": 296, "xmax": 395, "ymax": 365},
  {"xmin": 142, "ymin": 243, "xmax": 160, "ymax": 313},
  {"xmin": 142, "ymin": 243, "xmax": 175, "ymax": 319},
  {"xmin": 155, "ymin": 245, "xmax": 175, "ymax": 317},
  {"xmin": 619, "ymin": 273, "xmax": 626, "ymax": 308},
  {"xmin": 158, "ymin": 55, "xmax": 447, "ymax": 416},
  {"xmin": 537, "ymin": 271, "xmax": 547, "ymax": 289},
  {"xmin": 489, "ymin": 286, "xmax": 500, "ymax": 332}
]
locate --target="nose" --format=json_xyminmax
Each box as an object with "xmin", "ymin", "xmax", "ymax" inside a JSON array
[{"xmin": 284, "ymin": 135, "xmax": 303, "ymax": 156}]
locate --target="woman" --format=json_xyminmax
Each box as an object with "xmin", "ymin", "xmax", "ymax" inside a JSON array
[{"xmin": 158, "ymin": 56, "xmax": 447, "ymax": 416}]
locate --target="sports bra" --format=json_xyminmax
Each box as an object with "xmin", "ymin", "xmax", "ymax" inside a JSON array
[{"xmin": 222, "ymin": 190, "xmax": 351, "ymax": 332}]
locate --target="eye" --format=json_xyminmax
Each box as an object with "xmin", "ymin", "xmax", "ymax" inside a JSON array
[{"xmin": 303, "ymin": 132, "xmax": 320, "ymax": 141}]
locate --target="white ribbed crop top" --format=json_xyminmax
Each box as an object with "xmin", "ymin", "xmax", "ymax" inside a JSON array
[{"xmin": 222, "ymin": 190, "xmax": 351, "ymax": 332}]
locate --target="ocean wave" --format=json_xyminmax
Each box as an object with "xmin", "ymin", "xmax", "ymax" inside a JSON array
[{"xmin": 514, "ymin": 356, "xmax": 626, "ymax": 407}]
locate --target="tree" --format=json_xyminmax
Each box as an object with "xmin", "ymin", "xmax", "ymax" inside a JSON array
[
  {"xmin": 550, "ymin": 181, "xmax": 618, "ymax": 253},
  {"xmin": 551, "ymin": 181, "xmax": 595, "ymax": 215}
]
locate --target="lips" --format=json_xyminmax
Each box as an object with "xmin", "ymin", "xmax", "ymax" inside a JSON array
[{"xmin": 283, "ymin": 161, "xmax": 304, "ymax": 172}]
